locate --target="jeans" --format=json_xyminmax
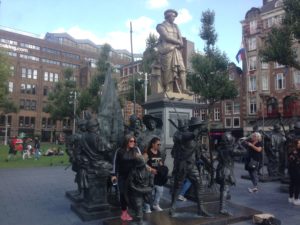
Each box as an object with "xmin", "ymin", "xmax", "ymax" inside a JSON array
[
  {"xmin": 248, "ymin": 168, "xmax": 259, "ymax": 187},
  {"xmin": 153, "ymin": 185, "xmax": 163, "ymax": 206},
  {"xmin": 144, "ymin": 185, "xmax": 164, "ymax": 210},
  {"xmin": 179, "ymin": 179, "xmax": 192, "ymax": 196}
]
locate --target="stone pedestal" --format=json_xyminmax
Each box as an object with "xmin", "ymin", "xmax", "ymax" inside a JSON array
[
  {"xmin": 65, "ymin": 190, "xmax": 83, "ymax": 203},
  {"xmin": 70, "ymin": 174, "xmax": 112, "ymax": 221},
  {"xmin": 143, "ymin": 92, "xmax": 199, "ymax": 171}
]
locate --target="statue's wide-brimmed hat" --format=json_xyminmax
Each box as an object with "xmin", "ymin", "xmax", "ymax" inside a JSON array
[
  {"xmin": 272, "ymin": 124, "xmax": 281, "ymax": 131},
  {"xmin": 164, "ymin": 9, "xmax": 178, "ymax": 18},
  {"xmin": 189, "ymin": 117, "xmax": 204, "ymax": 127},
  {"xmin": 143, "ymin": 115, "xmax": 163, "ymax": 129}
]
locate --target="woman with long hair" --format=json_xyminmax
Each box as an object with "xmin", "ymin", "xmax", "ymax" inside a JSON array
[
  {"xmin": 111, "ymin": 134, "xmax": 141, "ymax": 221},
  {"xmin": 143, "ymin": 136, "xmax": 168, "ymax": 212}
]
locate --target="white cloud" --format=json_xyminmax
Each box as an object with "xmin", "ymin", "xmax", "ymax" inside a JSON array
[
  {"xmin": 176, "ymin": 8, "xmax": 193, "ymax": 25},
  {"xmin": 51, "ymin": 16, "xmax": 157, "ymax": 54},
  {"xmin": 146, "ymin": 0, "xmax": 169, "ymax": 9}
]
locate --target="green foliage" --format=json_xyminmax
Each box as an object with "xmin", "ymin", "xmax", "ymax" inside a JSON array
[
  {"xmin": 260, "ymin": 0, "xmax": 300, "ymax": 69},
  {"xmin": 200, "ymin": 10, "xmax": 218, "ymax": 53},
  {"xmin": 44, "ymin": 68, "xmax": 78, "ymax": 121},
  {"xmin": 126, "ymin": 76, "xmax": 147, "ymax": 105},
  {"xmin": 188, "ymin": 50, "xmax": 238, "ymax": 105},
  {"xmin": 77, "ymin": 44, "xmax": 112, "ymax": 112},
  {"xmin": 190, "ymin": 10, "xmax": 238, "ymax": 106},
  {"xmin": 0, "ymin": 52, "xmax": 10, "ymax": 105},
  {"xmin": 142, "ymin": 33, "xmax": 158, "ymax": 74}
]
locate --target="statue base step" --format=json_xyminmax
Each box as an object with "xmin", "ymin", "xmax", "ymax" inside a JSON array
[
  {"xmin": 65, "ymin": 190, "xmax": 83, "ymax": 203},
  {"xmin": 71, "ymin": 202, "xmax": 115, "ymax": 221},
  {"xmin": 103, "ymin": 201, "xmax": 261, "ymax": 225}
]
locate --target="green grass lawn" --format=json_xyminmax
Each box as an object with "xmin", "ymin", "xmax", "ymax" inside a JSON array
[{"xmin": 0, "ymin": 143, "xmax": 70, "ymax": 169}]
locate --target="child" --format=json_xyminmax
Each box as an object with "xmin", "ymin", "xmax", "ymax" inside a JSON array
[{"xmin": 128, "ymin": 155, "xmax": 154, "ymax": 222}]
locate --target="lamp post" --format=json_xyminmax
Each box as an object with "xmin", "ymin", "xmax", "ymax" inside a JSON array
[{"xmin": 259, "ymin": 93, "xmax": 270, "ymax": 177}]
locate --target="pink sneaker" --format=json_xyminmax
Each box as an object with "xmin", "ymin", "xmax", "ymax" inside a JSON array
[{"xmin": 121, "ymin": 210, "xmax": 132, "ymax": 221}]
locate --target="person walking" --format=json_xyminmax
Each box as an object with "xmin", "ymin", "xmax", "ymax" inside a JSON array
[
  {"xmin": 34, "ymin": 137, "xmax": 41, "ymax": 160},
  {"xmin": 111, "ymin": 134, "xmax": 141, "ymax": 221},
  {"xmin": 288, "ymin": 139, "xmax": 300, "ymax": 205},
  {"xmin": 244, "ymin": 132, "xmax": 263, "ymax": 193}
]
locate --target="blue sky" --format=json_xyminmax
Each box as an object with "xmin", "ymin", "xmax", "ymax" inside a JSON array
[{"xmin": 0, "ymin": 0, "xmax": 262, "ymax": 63}]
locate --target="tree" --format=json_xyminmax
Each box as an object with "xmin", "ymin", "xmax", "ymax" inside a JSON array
[
  {"xmin": 142, "ymin": 33, "xmax": 158, "ymax": 74},
  {"xmin": 126, "ymin": 76, "xmax": 150, "ymax": 105},
  {"xmin": 77, "ymin": 44, "xmax": 112, "ymax": 112},
  {"xmin": 188, "ymin": 10, "xmax": 238, "ymax": 185},
  {"xmin": 188, "ymin": 10, "xmax": 238, "ymax": 108},
  {"xmin": 44, "ymin": 68, "xmax": 78, "ymax": 121},
  {"xmin": 1, "ymin": 99, "xmax": 18, "ymax": 145},
  {"xmin": 260, "ymin": 0, "xmax": 300, "ymax": 69},
  {"xmin": 0, "ymin": 51, "xmax": 10, "ymax": 105},
  {"xmin": 0, "ymin": 52, "xmax": 19, "ymax": 144}
]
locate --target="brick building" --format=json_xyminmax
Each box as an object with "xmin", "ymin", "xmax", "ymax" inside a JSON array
[
  {"xmin": 0, "ymin": 28, "xmax": 131, "ymax": 141},
  {"xmin": 241, "ymin": 0, "xmax": 300, "ymax": 133}
]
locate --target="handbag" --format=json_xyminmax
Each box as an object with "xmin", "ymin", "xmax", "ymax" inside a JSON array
[{"xmin": 247, "ymin": 158, "xmax": 259, "ymax": 170}]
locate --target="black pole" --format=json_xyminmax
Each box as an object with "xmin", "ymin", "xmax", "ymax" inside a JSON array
[{"xmin": 130, "ymin": 22, "xmax": 136, "ymax": 115}]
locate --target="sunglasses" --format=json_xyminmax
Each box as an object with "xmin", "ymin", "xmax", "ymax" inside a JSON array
[{"xmin": 129, "ymin": 139, "xmax": 136, "ymax": 143}]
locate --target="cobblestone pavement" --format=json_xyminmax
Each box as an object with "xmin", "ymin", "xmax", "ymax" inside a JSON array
[{"xmin": 0, "ymin": 163, "xmax": 298, "ymax": 225}]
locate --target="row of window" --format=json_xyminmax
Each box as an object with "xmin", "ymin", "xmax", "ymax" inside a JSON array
[
  {"xmin": 21, "ymin": 83, "xmax": 36, "ymax": 95},
  {"xmin": 6, "ymin": 51, "xmax": 79, "ymax": 68},
  {"xmin": 20, "ymin": 99, "xmax": 37, "ymax": 111},
  {"xmin": 19, "ymin": 67, "xmax": 59, "ymax": 82},
  {"xmin": 248, "ymin": 71, "xmax": 300, "ymax": 92},
  {"xmin": 193, "ymin": 108, "xmax": 221, "ymax": 121}
]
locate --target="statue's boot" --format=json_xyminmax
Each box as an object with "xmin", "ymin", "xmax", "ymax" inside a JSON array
[
  {"xmin": 219, "ymin": 186, "xmax": 232, "ymax": 216},
  {"xmin": 169, "ymin": 188, "xmax": 180, "ymax": 216},
  {"xmin": 197, "ymin": 200, "xmax": 213, "ymax": 217}
]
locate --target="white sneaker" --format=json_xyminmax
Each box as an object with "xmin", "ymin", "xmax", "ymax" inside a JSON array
[
  {"xmin": 178, "ymin": 195, "xmax": 187, "ymax": 201},
  {"xmin": 294, "ymin": 199, "xmax": 300, "ymax": 205},
  {"xmin": 144, "ymin": 208, "xmax": 152, "ymax": 213},
  {"xmin": 248, "ymin": 187, "xmax": 258, "ymax": 193},
  {"xmin": 153, "ymin": 205, "xmax": 163, "ymax": 211},
  {"xmin": 288, "ymin": 197, "xmax": 294, "ymax": 203}
]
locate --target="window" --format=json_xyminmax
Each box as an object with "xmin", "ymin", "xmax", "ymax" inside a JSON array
[
  {"xmin": 261, "ymin": 61, "xmax": 268, "ymax": 69},
  {"xmin": 250, "ymin": 20, "xmax": 257, "ymax": 34},
  {"xmin": 49, "ymin": 72, "xmax": 54, "ymax": 82},
  {"xmin": 293, "ymin": 70, "xmax": 300, "ymax": 89},
  {"xmin": 249, "ymin": 56, "xmax": 257, "ymax": 71},
  {"xmin": 26, "ymin": 84, "xmax": 31, "ymax": 94},
  {"xmin": 31, "ymin": 100, "xmax": 36, "ymax": 111},
  {"xmin": 200, "ymin": 109, "xmax": 207, "ymax": 121},
  {"xmin": 233, "ymin": 102, "xmax": 240, "ymax": 114},
  {"xmin": 248, "ymin": 37, "xmax": 256, "ymax": 51},
  {"xmin": 21, "ymin": 84, "xmax": 26, "ymax": 93},
  {"xmin": 10, "ymin": 66, "xmax": 15, "ymax": 76},
  {"xmin": 0, "ymin": 38, "xmax": 17, "ymax": 45},
  {"xmin": 44, "ymin": 72, "xmax": 48, "ymax": 81},
  {"xmin": 233, "ymin": 117, "xmax": 240, "ymax": 128},
  {"xmin": 225, "ymin": 102, "xmax": 232, "ymax": 115},
  {"xmin": 262, "ymin": 74, "xmax": 269, "ymax": 91},
  {"xmin": 275, "ymin": 73, "xmax": 285, "ymax": 90},
  {"xmin": 27, "ymin": 69, "xmax": 32, "ymax": 79},
  {"xmin": 249, "ymin": 97, "xmax": 257, "ymax": 114},
  {"xmin": 21, "ymin": 68, "xmax": 26, "ymax": 78},
  {"xmin": 20, "ymin": 54, "xmax": 39, "ymax": 61},
  {"xmin": 54, "ymin": 73, "xmax": 59, "ymax": 82},
  {"xmin": 20, "ymin": 42, "xmax": 40, "ymax": 50},
  {"xmin": 43, "ymin": 86, "xmax": 48, "ymax": 96},
  {"xmin": 214, "ymin": 108, "xmax": 220, "ymax": 121},
  {"xmin": 33, "ymin": 69, "xmax": 38, "ymax": 79},
  {"xmin": 8, "ymin": 82, "xmax": 13, "ymax": 93},
  {"xmin": 20, "ymin": 99, "xmax": 25, "ymax": 109},
  {"xmin": 249, "ymin": 76, "xmax": 257, "ymax": 91},
  {"xmin": 225, "ymin": 118, "xmax": 232, "ymax": 128}
]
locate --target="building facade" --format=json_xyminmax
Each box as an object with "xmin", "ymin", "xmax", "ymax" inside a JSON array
[
  {"xmin": 0, "ymin": 29, "xmax": 131, "ymax": 141},
  {"xmin": 241, "ymin": 0, "xmax": 300, "ymax": 133}
]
